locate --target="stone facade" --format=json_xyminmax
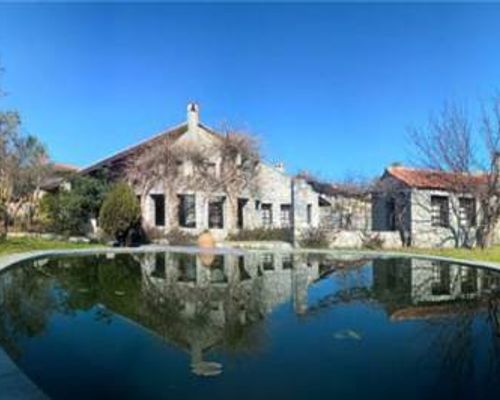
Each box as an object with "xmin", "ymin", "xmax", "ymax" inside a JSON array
[
  {"xmin": 372, "ymin": 166, "xmax": 484, "ymax": 248},
  {"xmin": 82, "ymin": 103, "xmax": 320, "ymax": 242}
]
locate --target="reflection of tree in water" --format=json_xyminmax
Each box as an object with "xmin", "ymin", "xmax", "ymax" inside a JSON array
[
  {"xmin": 3, "ymin": 252, "xmax": 500, "ymax": 384},
  {"xmin": 0, "ymin": 260, "xmax": 58, "ymax": 358},
  {"xmin": 0, "ymin": 254, "xmax": 145, "ymax": 359},
  {"xmin": 373, "ymin": 258, "xmax": 500, "ymax": 394}
]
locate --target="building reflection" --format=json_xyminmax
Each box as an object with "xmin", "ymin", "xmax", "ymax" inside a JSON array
[
  {"xmin": 372, "ymin": 258, "xmax": 500, "ymax": 322},
  {"xmin": 138, "ymin": 252, "xmax": 323, "ymax": 369},
  {"xmin": 2, "ymin": 251, "xmax": 500, "ymax": 377}
]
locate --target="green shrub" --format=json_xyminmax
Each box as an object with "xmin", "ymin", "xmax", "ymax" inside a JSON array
[
  {"xmin": 298, "ymin": 228, "xmax": 329, "ymax": 249},
  {"xmin": 99, "ymin": 183, "xmax": 141, "ymax": 245},
  {"xmin": 227, "ymin": 228, "xmax": 293, "ymax": 242},
  {"xmin": 362, "ymin": 233, "xmax": 385, "ymax": 250},
  {"xmin": 38, "ymin": 175, "xmax": 110, "ymax": 236},
  {"xmin": 38, "ymin": 191, "xmax": 90, "ymax": 236}
]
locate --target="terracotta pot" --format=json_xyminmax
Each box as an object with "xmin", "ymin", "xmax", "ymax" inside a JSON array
[
  {"xmin": 198, "ymin": 230, "xmax": 215, "ymax": 248},
  {"xmin": 198, "ymin": 230, "xmax": 216, "ymax": 267}
]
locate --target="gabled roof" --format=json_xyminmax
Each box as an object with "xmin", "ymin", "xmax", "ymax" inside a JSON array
[
  {"xmin": 385, "ymin": 166, "xmax": 487, "ymax": 191},
  {"xmin": 40, "ymin": 162, "xmax": 80, "ymax": 191},
  {"xmin": 298, "ymin": 174, "xmax": 368, "ymax": 198},
  {"xmin": 79, "ymin": 119, "xmax": 224, "ymax": 175},
  {"xmin": 52, "ymin": 163, "xmax": 79, "ymax": 173},
  {"xmin": 79, "ymin": 122, "xmax": 188, "ymax": 175}
]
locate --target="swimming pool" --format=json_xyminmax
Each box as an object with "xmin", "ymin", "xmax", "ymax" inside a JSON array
[{"xmin": 0, "ymin": 251, "xmax": 499, "ymax": 399}]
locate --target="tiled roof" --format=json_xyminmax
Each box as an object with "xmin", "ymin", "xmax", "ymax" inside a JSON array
[
  {"xmin": 79, "ymin": 123, "xmax": 189, "ymax": 174},
  {"xmin": 386, "ymin": 166, "xmax": 487, "ymax": 190},
  {"xmin": 79, "ymin": 121, "xmax": 223, "ymax": 175},
  {"xmin": 390, "ymin": 304, "xmax": 484, "ymax": 321},
  {"xmin": 298, "ymin": 174, "xmax": 368, "ymax": 198},
  {"xmin": 52, "ymin": 163, "xmax": 79, "ymax": 172}
]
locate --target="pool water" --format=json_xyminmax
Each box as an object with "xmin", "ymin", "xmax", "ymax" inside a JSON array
[{"xmin": 1, "ymin": 251, "xmax": 500, "ymax": 400}]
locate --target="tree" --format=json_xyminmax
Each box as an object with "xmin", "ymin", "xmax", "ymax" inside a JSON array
[
  {"xmin": 126, "ymin": 126, "xmax": 261, "ymax": 232},
  {"xmin": 38, "ymin": 174, "xmax": 109, "ymax": 236},
  {"xmin": 0, "ymin": 64, "xmax": 49, "ymax": 237},
  {"xmin": 99, "ymin": 182, "xmax": 141, "ymax": 245},
  {"xmin": 408, "ymin": 97, "xmax": 500, "ymax": 248},
  {"xmin": 0, "ymin": 111, "xmax": 49, "ymax": 237}
]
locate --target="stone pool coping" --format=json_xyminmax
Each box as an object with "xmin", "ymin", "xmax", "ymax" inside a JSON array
[
  {"xmin": 2, "ymin": 244, "xmax": 500, "ymax": 273},
  {"xmin": 2, "ymin": 244, "xmax": 500, "ymax": 399}
]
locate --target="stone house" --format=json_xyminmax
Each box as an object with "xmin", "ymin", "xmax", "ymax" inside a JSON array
[
  {"xmin": 372, "ymin": 257, "xmax": 500, "ymax": 321},
  {"xmin": 372, "ymin": 165, "xmax": 487, "ymax": 248},
  {"xmin": 303, "ymin": 176, "xmax": 372, "ymax": 231},
  {"xmin": 79, "ymin": 103, "xmax": 320, "ymax": 241}
]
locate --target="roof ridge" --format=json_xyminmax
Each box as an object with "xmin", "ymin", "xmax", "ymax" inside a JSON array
[{"xmin": 79, "ymin": 121, "xmax": 188, "ymax": 174}]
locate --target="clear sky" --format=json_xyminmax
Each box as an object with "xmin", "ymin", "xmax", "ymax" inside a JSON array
[{"xmin": 1, "ymin": 2, "xmax": 500, "ymax": 180}]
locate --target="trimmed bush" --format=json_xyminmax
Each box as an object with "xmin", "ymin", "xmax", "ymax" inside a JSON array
[
  {"xmin": 165, "ymin": 228, "xmax": 198, "ymax": 246},
  {"xmin": 362, "ymin": 233, "xmax": 385, "ymax": 250},
  {"xmin": 227, "ymin": 228, "xmax": 293, "ymax": 242},
  {"xmin": 298, "ymin": 228, "xmax": 329, "ymax": 249},
  {"xmin": 99, "ymin": 183, "xmax": 141, "ymax": 245}
]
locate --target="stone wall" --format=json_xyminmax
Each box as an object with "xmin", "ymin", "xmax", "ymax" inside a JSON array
[
  {"xmin": 291, "ymin": 177, "xmax": 320, "ymax": 246},
  {"xmin": 319, "ymin": 194, "xmax": 371, "ymax": 231},
  {"xmin": 327, "ymin": 230, "xmax": 402, "ymax": 249},
  {"xmin": 410, "ymin": 189, "xmax": 478, "ymax": 248},
  {"xmin": 139, "ymin": 160, "xmax": 296, "ymax": 241}
]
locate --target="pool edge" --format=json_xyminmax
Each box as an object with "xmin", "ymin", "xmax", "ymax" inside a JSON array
[{"xmin": 1, "ymin": 244, "xmax": 500, "ymax": 399}]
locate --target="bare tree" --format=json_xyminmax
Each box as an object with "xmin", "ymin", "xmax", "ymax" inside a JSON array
[
  {"xmin": 477, "ymin": 95, "xmax": 500, "ymax": 247},
  {"xmin": 126, "ymin": 126, "xmax": 261, "ymax": 232},
  {"xmin": 410, "ymin": 102, "xmax": 474, "ymax": 173},
  {"xmin": 407, "ymin": 97, "xmax": 500, "ymax": 248}
]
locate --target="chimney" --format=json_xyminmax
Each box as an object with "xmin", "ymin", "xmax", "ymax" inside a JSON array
[
  {"xmin": 187, "ymin": 102, "xmax": 199, "ymax": 132},
  {"xmin": 275, "ymin": 162, "xmax": 285, "ymax": 173}
]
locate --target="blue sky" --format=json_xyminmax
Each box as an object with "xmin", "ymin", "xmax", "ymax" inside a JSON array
[{"xmin": 1, "ymin": 3, "xmax": 500, "ymax": 180}]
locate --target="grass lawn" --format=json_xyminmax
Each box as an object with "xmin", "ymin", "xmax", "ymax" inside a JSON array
[
  {"xmin": 396, "ymin": 246, "xmax": 500, "ymax": 264},
  {"xmin": 0, "ymin": 237, "xmax": 101, "ymax": 257}
]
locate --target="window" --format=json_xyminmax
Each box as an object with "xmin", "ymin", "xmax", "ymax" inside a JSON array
[
  {"xmin": 237, "ymin": 198, "xmax": 248, "ymax": 229},
  {"xmin": 176, "ymin": 161, "xmax": 184, "ymax": 176},
  {"xmin": 178, "ymin": 194, "xmax": 196, "ymax": 228},
  {"xmin": 431, "ymin": 262, "xmax": 451, "ymax": 295},
  {"xmin": 459, "ymin": 197, "xmax": 476, "ymax": 227},
  {"xmin": 307, "ymin": 204, "xmax": 312, "ymax": 225},
  {"xmin": 205, "ymin": 162, "xmax": 217, "ymax": 177},
  {"xmin": 209, "ymin": 255, "xmax": 227, "ymax": 283},
  {"xmin": 280, "ymin": 204, "xmax": 291, "ymax": 227},
  {"xmin": 208, "ymin": 196, "xmax": 225, "ymax": 229},
  {"xmin": 282, "ymin": 254, "xmax": 293, "ymax": 269},
  {"xmin": 261, "ymin": 204, "xmax": 273, "ymax": 227},
  {"xmin": 387, "ymin": 198, "xmax": 396, "ymax": 231},
  {"xmin": 151, "ymin": 194, "xmax": 165, "ymax": 227},
  {"xmin": 461, "ymin": 268, "xmax": 478, "ymax": 294},
  {"xmin": 261, "ymin": 254, "xmax": 274, "ymax": 271},
  {"xmin": 152, "ymin": 253, "xmax": 166, "ymax": 279},
  {"xmin": 238, "ymin": 256, "xmax": 251, "ymax": 281},
  {"xmin": 177, "ymin": 254, "xmax": 196, "ymax": 282},
  {"xmin": 431, "ymin": 196, "xmax": 449, "ymax": 227}
]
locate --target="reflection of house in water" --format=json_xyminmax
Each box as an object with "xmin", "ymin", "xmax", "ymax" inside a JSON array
[
  {"xmin": 138, "ymin": 252, "xmax": 325, "ymax": 368},
  {"xmin": 372, "ymin": 258, "xmax": 500, "ymax": 321}
]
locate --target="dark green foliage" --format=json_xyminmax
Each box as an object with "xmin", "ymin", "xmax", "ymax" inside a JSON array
[
  {"xmin": 99, "ymin": 182, "xmax": 141, "ymax": 244},
  {"xmin": 227, "ymin": 228, "xmax": 293, "ymax": 242},
  {"xmin": 39, "ymin": 175, "xmax": 110, "ymax": 236},
  {"xmin": 299, "ymin": 228, "xmax": 330, "ymax": 248}
]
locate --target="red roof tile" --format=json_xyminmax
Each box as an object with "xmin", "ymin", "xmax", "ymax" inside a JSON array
[{"xmin": 386, "ymin": 166, "xmax": 487, "ymax": 190}]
